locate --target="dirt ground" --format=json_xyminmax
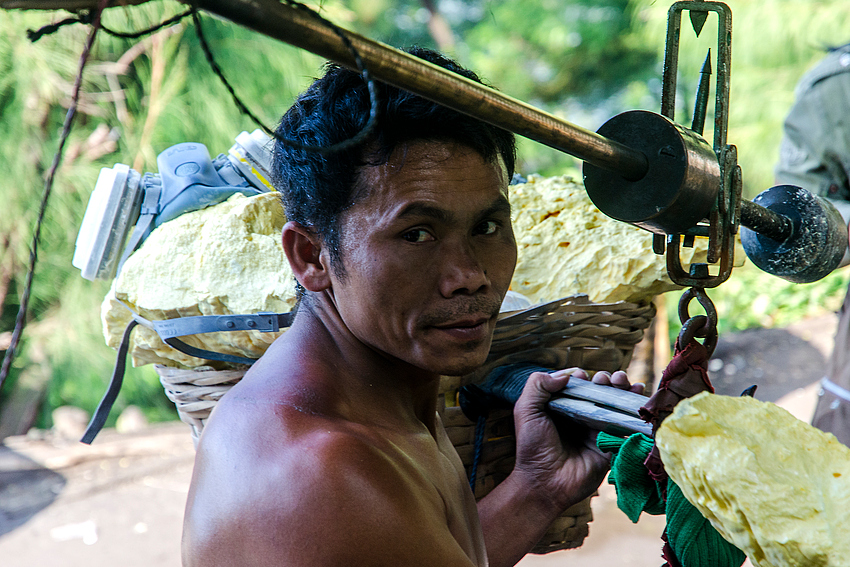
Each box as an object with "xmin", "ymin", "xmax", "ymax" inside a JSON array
[{"xmin": 0, "ymin": 313, "xmax": 837, "ymax": 567}]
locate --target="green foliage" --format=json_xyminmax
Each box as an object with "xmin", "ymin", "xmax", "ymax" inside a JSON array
[
  {"xmin": 462, "ymin": 0, "xmax": 656, "ymax": 102},
  {"xmin": 709, "ymin": 264, "xmax": 850, "ymax": 334},
  {"xmin": 0, "ymin": 3, "xmax": 325, "ymax": 429},
  {"xmin": 662, "ymin": 263, "xmax": 850, "ymax": 352},
  {"xmin": 3, "ymin": 0, "xmax": 850, "ymax": 430}
]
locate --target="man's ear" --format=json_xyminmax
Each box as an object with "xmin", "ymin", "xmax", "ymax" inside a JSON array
[{"xmin": 282, "ymin": 221, "xmax": 332, "ymax": 292}]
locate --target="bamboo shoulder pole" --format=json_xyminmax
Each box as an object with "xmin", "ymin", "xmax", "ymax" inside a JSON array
[
  {"xmin": 194, "ymin": 0, "xmax": 648, "ymax": 180},
  {"xmin": 3, "ymin": 0, "xmax": 648, "ymax": 179}
]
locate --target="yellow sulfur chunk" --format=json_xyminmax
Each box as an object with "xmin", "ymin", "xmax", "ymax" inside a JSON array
[
  {"xmin": 508, "ymin": 175, "xmax": 738, "ymax": 304},
  {"xmin": 657, "ymin": 392, "xmax": 850, "ymax": 567},
  {"xmin": 102, "ymin": 192, "xmax": 296, "ymax": 368},
  {"xmin": 103, "ymin": 175, "xmax": 741, "ymax": 368}
]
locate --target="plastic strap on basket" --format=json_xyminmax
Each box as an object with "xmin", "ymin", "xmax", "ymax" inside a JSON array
[
  {"xmin": 152, "ymin": 312, "xmax": 293, "ymax": 366},
  {"xmin": 80, "ymin": 307, "xmax": 294, "ymax": 444},
  {"xmin": 113, "ymin": 298, "xmax": 293, "ymax": 365},
  {"xmin": 81, "ymin": 319, "xmax": 138, "ymax": 444}
]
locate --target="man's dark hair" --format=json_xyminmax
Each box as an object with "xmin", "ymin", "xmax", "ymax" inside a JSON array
[{"xmin": 272, "ymin": 46, "xmax": 516, "ymax": 270}]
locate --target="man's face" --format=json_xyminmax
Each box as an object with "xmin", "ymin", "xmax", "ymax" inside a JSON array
[{"xmin": 328, "ymin": 141, "xmax": 517, "ymax": 377}]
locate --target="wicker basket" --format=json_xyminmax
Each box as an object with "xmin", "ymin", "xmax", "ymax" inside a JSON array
[
  {"xmin": 436, "ymin": 295, "xmax": 655, "ymax": 553},
  {"xmin": 157, "ymin": 365, "xmax": 246, "ymax": 444},
  {"xmin": 157, "ymin": 294, "xmax": 655, "ymax": 553}
]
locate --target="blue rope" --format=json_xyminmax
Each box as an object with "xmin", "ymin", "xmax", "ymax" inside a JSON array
[{"xmin": 468, "ymin": 414, "xmax": 487, "ymax": 492}]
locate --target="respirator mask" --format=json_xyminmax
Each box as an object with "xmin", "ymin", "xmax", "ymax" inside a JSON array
[
  {"xmin": 73, "ymin": 130, "xmax": 293, "ymax": 443},
  {"xmin": 73, "ymin": 129, "xmax": 274, "ymax": 281}
]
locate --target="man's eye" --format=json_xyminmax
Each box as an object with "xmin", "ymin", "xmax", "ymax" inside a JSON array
[
  {"xmin": 475, "ymin": 220, "xmax": 500, "ymax": 236},
  {"xmin": 402, "ymin": 229, "xmax": 434, "ymax": 243}
]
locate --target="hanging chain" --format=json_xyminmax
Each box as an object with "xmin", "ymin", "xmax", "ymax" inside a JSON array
[{"xmin": 676, "ymin": 286, "xmax": 719, "ymax": 356}]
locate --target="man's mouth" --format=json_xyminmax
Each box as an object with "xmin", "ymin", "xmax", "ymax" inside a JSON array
[
  {"xmin": 419, "ymin": 295, "xmax": 502, "ymax": 343},
  {"xmin": 430, "ymin": 316, "xmax": 492, "ymax": 341}
]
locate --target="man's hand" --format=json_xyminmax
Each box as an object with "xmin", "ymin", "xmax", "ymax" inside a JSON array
[
  {"xmin": 574, "ymin": 368, "xmax": 645, "ymax": 394},
  {"xmin": 512, "ymin": 368, "xmax": 642, "ymax": 511},
  {"xmin": 478, "ymin": 368, "xmax": 643, "ymax": 566}
]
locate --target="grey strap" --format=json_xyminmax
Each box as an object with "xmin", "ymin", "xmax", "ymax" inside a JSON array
[
  {"xmin": 80, "ymin": 320, "xmax": 138, "ymax": 444},
  {"xmin": 151, "ymin": 312, "xmax": 291, "ymax": 338},
  {"xmin": 115, "ymin": 298, "xmax": 292, "ymax": 363},
  {"xmin": 151, "ymin": 312, "xmax": 292, "ymax": 365},
  {"xmin": 116, "ymin": 176, "xmax": 161, "ymax": 277},
  {"xmin": 80, "ymin": 307, "xmax": 294, "ymax": 443},
  {"xmin": 821, "ymin": 376, "xmax": 850, "ymax": 404},
  {"xmin": 161, "ymin": 337, "xmax": 259, "ymax": 366}
]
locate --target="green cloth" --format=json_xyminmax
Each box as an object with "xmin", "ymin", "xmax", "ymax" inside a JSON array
[
  {"xmin": 597, "ymin": 432, "xmax": 746, "ymax": 567},
  {"xmin": 597, "ymin": 432, "xmax": 663, "ymax": 521}
]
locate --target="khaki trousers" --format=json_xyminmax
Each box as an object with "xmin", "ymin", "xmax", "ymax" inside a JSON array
[{"xmin": 812, "ymin": 282, "xmax": 850, "ymax": 447}]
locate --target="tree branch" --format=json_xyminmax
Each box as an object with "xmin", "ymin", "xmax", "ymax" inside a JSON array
[{"xmin": 1, "ymin": 0, "xmax": 152, "ymax": 12}]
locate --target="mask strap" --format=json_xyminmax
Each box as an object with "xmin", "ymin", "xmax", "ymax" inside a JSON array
[{"xmin": 80, "ymin": 319, "xmax": 138, "ymax": 444}]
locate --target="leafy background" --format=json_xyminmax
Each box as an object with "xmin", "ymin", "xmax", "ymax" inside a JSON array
[{"xmin": 1, "ymin": 0, "xmax": 849, "ymax": 433}]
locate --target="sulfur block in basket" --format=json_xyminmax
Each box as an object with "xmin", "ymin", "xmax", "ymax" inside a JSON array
[
  {"xmin": 509, "ymin": 174, "xmax": 742, "ymax": 305},
  {"xmin": 102, "ymin": 192, "xmax": 296, "ymax": 368},
  {"xmin": 103, "ymin": 175, "xmax": 701, "ymax": 369}
]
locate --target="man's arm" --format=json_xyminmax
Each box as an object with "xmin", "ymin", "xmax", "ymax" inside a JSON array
[{"xmin": 477, "ymin": 369, "xmax": 639, "ymax": 567}]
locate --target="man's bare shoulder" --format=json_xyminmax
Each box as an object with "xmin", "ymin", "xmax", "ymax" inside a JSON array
[
  {"xmin": 196, "ymin": 376, "xmax": 388, "ymax": 475},
  {"xmin": 183, "ymin": 377, "xmax": 475, "ymax": 566},
  {"xmin": 191, "ymin": 368, "xmax": 377, "ymax": 493}
]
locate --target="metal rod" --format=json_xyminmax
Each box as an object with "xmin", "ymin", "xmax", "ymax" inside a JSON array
[
  {"xmin": 739, "ymin": 200, "xmax": 795, "ymax": 242},
  {"xmin": 196, "ymin": 0, "xmax": 806, "ymax": 245},
  {"xmin": 193, "ymin": 0, "xmax": 649, "ymax": 181}
]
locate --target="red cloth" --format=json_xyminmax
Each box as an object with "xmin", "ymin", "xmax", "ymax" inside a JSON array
[
  {"xmin": 640, "ymin": 339, "xmax": 715, "ymax": 433},
  {"xmin": 639, "ymin": 338, "xmax": 716, "ymax": 567}
]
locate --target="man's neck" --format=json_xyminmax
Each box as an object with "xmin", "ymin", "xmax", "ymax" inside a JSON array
[{"xmin": 268, "ymin": 296, "xmax": 443, "ymax": 434}]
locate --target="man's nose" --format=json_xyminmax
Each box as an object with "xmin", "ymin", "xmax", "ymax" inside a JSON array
[{"xmin": 438, "ymin": 241, "xmax": 489, "ymax": 297}]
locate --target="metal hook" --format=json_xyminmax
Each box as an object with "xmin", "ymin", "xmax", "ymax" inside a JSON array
[{"xmin": 678, "ymin": 286, "xmax": 718, "ymax": 329}]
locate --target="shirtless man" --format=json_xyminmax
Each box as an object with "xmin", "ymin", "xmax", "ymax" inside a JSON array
[{"xmin": 182, "ymin": 47, "xmax": 639, "ymax": 567}]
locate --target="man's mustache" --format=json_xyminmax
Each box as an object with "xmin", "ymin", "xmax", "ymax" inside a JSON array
[{"xmin": 418, "ymin": 295, "xmax": 503, "ymax": 327}]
